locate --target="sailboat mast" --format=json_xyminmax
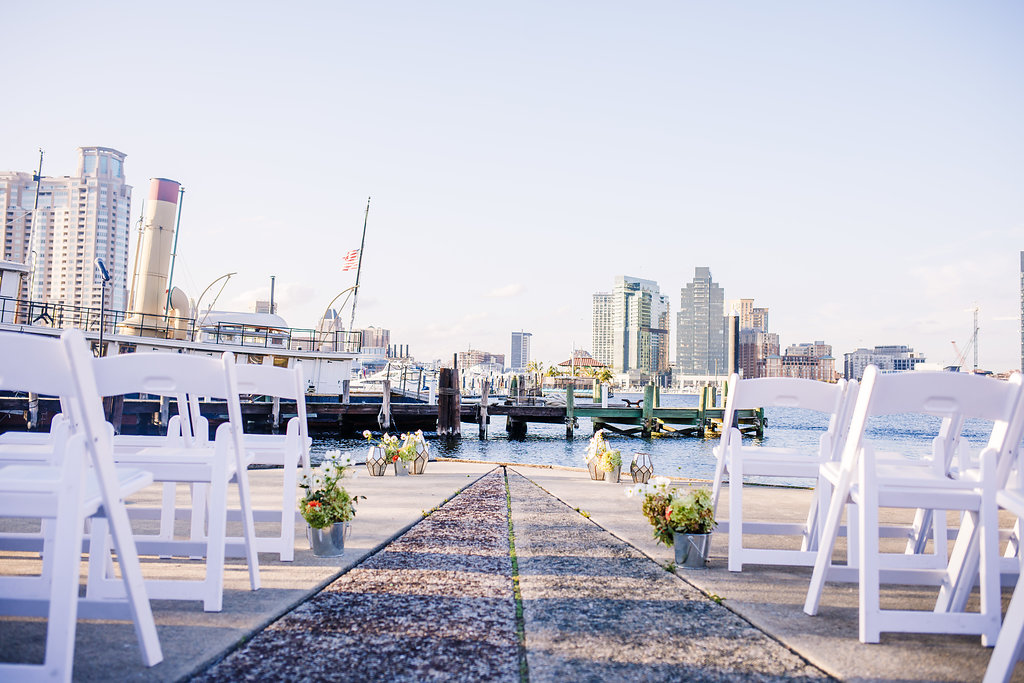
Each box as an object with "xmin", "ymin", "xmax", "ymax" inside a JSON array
[{"xmin": 349, "ymin": 196, "xmax": 371, "ymax": 332}]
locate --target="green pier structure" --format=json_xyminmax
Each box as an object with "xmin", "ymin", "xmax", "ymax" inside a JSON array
[{"xmin": 576, "ymin": 383, "xmax": 765, "ymax": 439}]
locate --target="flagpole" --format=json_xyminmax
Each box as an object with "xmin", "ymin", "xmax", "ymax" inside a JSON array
[{"xmin": 349, "ymin": 196, "xmax": 371, "ymax": 331}]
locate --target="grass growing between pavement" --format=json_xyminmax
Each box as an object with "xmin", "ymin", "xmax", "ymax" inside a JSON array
[{"xmin": 504, "ymin": 467, "xmax": 530, "ymax": 683}]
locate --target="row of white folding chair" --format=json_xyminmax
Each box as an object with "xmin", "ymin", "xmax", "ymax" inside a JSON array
[
  {"xmin": 803, "ymin": 366, "xmax": 1024, "ymax": 646},
  {"xmin": 0, "ymin": 329, "xmax": 162, "ymax": 680},
  {"xmin": 711, "ymin": 375, "xmax": 856, "ymax": 572},
  {"xmin": 87, "ymin": 350, "xmax": 261, "ymax": 612},
  {"xmin": 189, "ymin": 361, "xmax": 312, "ymax": 562}
]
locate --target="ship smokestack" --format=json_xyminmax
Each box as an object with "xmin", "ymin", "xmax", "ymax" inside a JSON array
[{"xmin": 121, "ymin": 178, "xmax": 181, "ymax": 337}]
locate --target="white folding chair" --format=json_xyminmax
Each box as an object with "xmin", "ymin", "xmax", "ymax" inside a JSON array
[
  {"xmin": 710, "ymin": 374, "xmax": 854, "ymax": 571},
  {"xmin": 804, "ymin": 366, "xmax": 1024, "ymax": 646},
  {"xmin": 202, "ymin": 360, "xmax": 311, "ymax": 561},
  {"xmin": 0, "ymin": 329, "xmax": 162, "ymax": 680},
  {"xmin": 86, "ymin": 350, "xmax": 261, "ymax": 612}
]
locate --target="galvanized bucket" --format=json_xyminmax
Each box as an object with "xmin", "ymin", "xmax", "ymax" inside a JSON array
[
  {"xmin": 308, "ymin": 522, "xmax": 350, "ymax": 557},
  {"xmin": 672, "ymin": 531, "xmax": 711, "ymax": 568}
]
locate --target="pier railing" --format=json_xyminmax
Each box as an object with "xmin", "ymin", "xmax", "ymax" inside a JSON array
[{"xmin": 0, "ymin": 298, "xmax": 362, "ymax": 353}]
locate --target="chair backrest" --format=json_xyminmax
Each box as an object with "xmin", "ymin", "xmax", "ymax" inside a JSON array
[
  {"xmin": 0, "ymin": 331, "xmax": 80, "ymax": 463},
  {"xmin": 0, "ymin": 331, "xmax": 75, "ymax": 398},
  {"xmin": 839, "ymin": 365, "xmax": 1024, "ymax": 481},
  {"xmin": 719, "ymin": 374, "xmax": 849, "ymax": 459},
  {"xmin": 234, "ymin": 360, "xmax": 308, "ymax": 429},
  {"xmin": 234, "ymin": 361, "xmax": 305, "ymax": 402},
  {"xmin": 93, "ymin": 352, "xmax": 231, "ymax": 400},
  {"xmin": 233, "ymin": 360, "xmax": 310, "ymax": 467},
  {"xmin": 92, "ymin": 351, "xmax": 235, "ymax": 447}
]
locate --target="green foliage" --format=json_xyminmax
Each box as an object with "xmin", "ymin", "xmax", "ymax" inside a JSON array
[
  {"xmin": 632, "ymin": 478, "xmax": 717, "ymax": 546},
  {"xmin": 298, "ymin": 450, "xmax": 364, "ymax": 529},
  {"xmin": 667, "ymin": 488, "xmax": 716, "ymax": 534},
  {"xmin": 641, "ymin": 491, "xmax": 675, "ymax": 546}
]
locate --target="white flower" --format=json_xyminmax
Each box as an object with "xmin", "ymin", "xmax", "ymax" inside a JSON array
[
  {"xmin": 652, "ymin": 476, "xmax": 672, "ymax": 488},
  {"xmin": 299, "ymin": 471, "xmax": 311, "ymax": 487},
  {"xmin": 338, "ymin": 452, "xmax": 355, "ymax": 467},
  {"xmin": 312, "ymin": 472, "xmax": 326, "ymax": 488},
  {"xmin": 362, "ymin": 430, "xmax": 372, "ymax": 439},
  {"xmin": 624, "ymin": 484, "xmax": 645, "ymax": 498},
  {"xmin": 324, "ymin": 449, "xmax": 342, "ymax": 464},
  {"xmin": 320, "ymin": 463, "xmax": 337, "ymax": 479}
]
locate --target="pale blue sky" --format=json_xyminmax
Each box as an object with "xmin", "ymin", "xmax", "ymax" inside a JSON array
[{"xmin": 4, "ymin": 2, "xmax": 1022, "ymax": 370}]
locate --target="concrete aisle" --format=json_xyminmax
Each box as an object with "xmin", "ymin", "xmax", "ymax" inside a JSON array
[{"xmin": 514, "ymin": 466, "xmax": 1024, "ymax": 683}]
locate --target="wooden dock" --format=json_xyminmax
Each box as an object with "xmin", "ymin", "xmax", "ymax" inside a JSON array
[{"xmin": 0, "ymin": 382, "xmax": 765, "ymax": 440}]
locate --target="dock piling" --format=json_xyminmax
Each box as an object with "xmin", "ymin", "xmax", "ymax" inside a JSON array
[
  {"xmin": 565, "ymin": 385, "xmax": 575, "ymax": 438},
  {"xmin": 479, "ymin": 379, "xmax": 490, "ymax": 439}
]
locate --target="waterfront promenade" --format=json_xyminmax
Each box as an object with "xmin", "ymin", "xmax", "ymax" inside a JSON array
[{"xmin": 0, "ymin": 460, "xmax": 1019, "ymax": 681}]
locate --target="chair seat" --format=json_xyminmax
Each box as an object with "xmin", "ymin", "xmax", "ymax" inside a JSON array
[{"xmin": 0, "ymin": 464, "xmax": 154, "ymax": 531}]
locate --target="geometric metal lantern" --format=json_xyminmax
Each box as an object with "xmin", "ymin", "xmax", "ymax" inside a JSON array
[
  {"xmin": 630, "ymin": 451, "xmax": 654, "ymax": 484},
  {"xmin": 404, "ymin": 433, "xmax": 430, "ymax": 475},
  {"xmin": 366, "ymin": 446, "xmax": 390, "ymax": 476}
]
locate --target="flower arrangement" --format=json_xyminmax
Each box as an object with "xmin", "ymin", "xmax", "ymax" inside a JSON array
[
  {"xmin": 585, "ymin": 430, "xmax": 610, "ymax": 463},
  {"xmin": 626, "ymin": 476, "xmax": 716, "ymax": 546},
  {"xmin": 363, "ymin": 430, "xmax": 418, "ymax": 463},
  {"xmin": 299, "ymin": 450, "xmax": 364, "ymax": 529},
  {"xmin": 598, "ymin": 447, "xmax": 622, "ymax": 473}
]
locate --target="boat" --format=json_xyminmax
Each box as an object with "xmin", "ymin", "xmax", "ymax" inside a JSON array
[{"xmin": 0, "ymin": 178, "xmax": 365, "ymax": 396}]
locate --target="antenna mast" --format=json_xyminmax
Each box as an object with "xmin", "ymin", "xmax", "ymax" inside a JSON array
[
  {"xmin": 349, "ymin": 196, "xmax": 371, "ymax": 331},
  {"xmin": 26, "ymin": 148, "xmax": 44, "ymax": 301},
  {"xmin": 973, "ymin": 304, "xmax": 979, "ymax": 372}
]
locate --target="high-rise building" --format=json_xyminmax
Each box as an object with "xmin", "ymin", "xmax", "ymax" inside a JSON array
[
  {"xmin": 729, "ymin": 298, "xmax": 773, "ymax": 378},
  {"xmin": 1, "ymin": 147, "xmax": 132, "ymax": 312},
  {"xmin": 729, "ymin": 298, "xmax": 769, "ymax": 333},
  {"xmin": 592, "ymin": 292, "xmax": 613, "ymax": 366},
  {"xmin": 677, "ymin": 267, "xmax": 726, "ymax": 376},
  {"xmin": 737, "ymin": 328, "xmax": 780, "ymax": 379},
  {"xmin": 510, "ymin": 331, "xmax": 532, "ymax": 371},
  {"xmin": 592, "ymin": 275, "xmax": 670, "ymax": 379},
  {"xmin": 843, "ymin": 345, "xmax": 927, "ymax": 381}
]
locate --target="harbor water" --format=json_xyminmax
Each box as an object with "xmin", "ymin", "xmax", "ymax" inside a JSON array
[{"xmin": 311, "ymin": 392, "xmax": 998, "ymax": 486}]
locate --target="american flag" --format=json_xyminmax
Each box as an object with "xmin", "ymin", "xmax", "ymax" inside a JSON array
[{"xmin": 341, "ymin": 249, "xmax": 360, "ymax": 271}]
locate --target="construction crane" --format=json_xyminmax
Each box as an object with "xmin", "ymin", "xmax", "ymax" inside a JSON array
[{"xmin": 949, "ymin": 306, "xmax": 979, "ymax": 373}]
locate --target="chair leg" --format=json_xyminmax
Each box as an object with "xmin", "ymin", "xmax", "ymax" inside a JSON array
[
  {"xmin": 204, "ymin": 460, "xmax": 229, "ymax": 612},
  {"xmin": 728, "ymin": 457, "xmax": 743, "ymax": 572},
  {"xmin": 234, "ymin": 464, "xmax": 262, "ymax": 590},
  {"xmin": 858, "ymin": 453, "xmax": 881, "ymax": 644},
  {"xmin": 44, "ymin": 485, "xmax": 87, "ymax": 679},
  {"xmin": 190, "ymin": 483, "xmax": 209, "ymax": 560},
  {"xmin": 158, "ymin": 482, "xmax": 176, "ymax": 559},
  {"xmin": 805, "ymin": 471, "xmax": 853, "ymax": 616},
  {"xmin": 279, "ymin": 461, "xmax": 298, "ymax": 562},
  {"xmin": 711, "ymin": 447, "xmax": 727, "ymax": 514}
]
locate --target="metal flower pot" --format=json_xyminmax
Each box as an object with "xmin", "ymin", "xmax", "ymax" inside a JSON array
[
  {"xmin": 602, "ymin": 464, "xmax": 621, "ymax": 483},
  {"xmin": 586, "ymin": 457, "xmax": 605, "ymax": 481},
  {"xmin": 404, "ymin": 434, "xmax": 429, "ymax": 474},
  {"xmin": 630, "ymin": 452, "xmax": 654, "ymax": 483},
  {"xmin": 394, "ymin": 458, "xmax": 411, "ymax": 476},
  {"xmin": 366, "ymin": 446, "xmax": 389, "ymax": 476},
  {"xmin": 673, "ymin": 531, "xmax": 711, "ymax": 568},
  {"xmin": 308, "ymin": 521, "xmax": 350, "ymax": 557}
]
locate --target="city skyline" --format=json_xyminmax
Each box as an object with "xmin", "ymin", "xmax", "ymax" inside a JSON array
[{"xmin": 2, "ymin": 3, "xmax": 1021, "ymax": 371}]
